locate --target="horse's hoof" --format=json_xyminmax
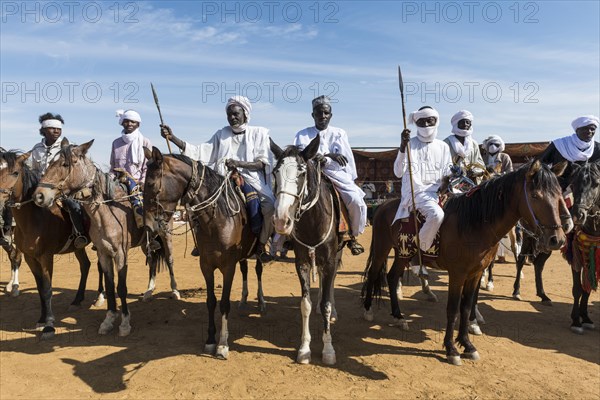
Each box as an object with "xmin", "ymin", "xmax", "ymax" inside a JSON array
[
  {"xmin": 216, "ymin": 345, "xmax": 229, "ymax": 360},
  {"xmin": 512, "ymin": 294, "xmax": 522, "ymax": 301},
  {"xmin": 98, "ymin": 322, "xmax": 114, "ymax": 335},
  {"xmin": 486, "ymin": 282, "xmax": 494, "ymax": 292},
  {"xmin": 389, "ymin": 318, "xmax": 409, "ymax": 331},
  {"xmin": 297, "ymin": 349, "xmax": 311, "ymax": 364},
  {"xmin": 40, "ymin": 326, "xmax": 55, "ymax": 341},
  {"xmin": 540, "ymin": 299, "xmax": 553, "ymax": 306},
  {"xmin": 171, "ymin": 290, "xmax": 181, "ymax": 300},
  {"xmin": 363, "ymin": 309, "xmax": 374, "ymax": 322},
  {"xmin": 447, "ymin": 355, "xmax": 462, "ymax": 366},
  {"xmin": 10, "ymin": 285, "xmax": 19, "ymax": 297},
  {"xmin": 462, "ymin": 350, "xmax": 480, "ymax": 361},
  {"xmin": 468, "ymin": 322, "xmax": 482, "ymax": 336},
  {"xmin": 93, "ymin": 293, "xmax": 105, "ymax": 308},
  {"xmin": 142, "ymin": 291, "xmax": 153, "ymax": 302},
  {"xmin": 570, "ymin": 326, "xmax": 584, "ymax": 335},
  {"xmin": 582, "ymin": 322, "xmax": 595, "ymax": 330},
  {"xmin": 322, "ymin": 351, "xmax": 336, "ymax": 365},
  {"xmin": 259, "ymin": 303, "xmax": 267, "ymax": 315},
  {"xmin": 204, "ymin": 343, "xmax": 217, "ymax": 355},
  {"xmin": 118, "ymin": 325, "xmax": 131, "ymax": 337}
]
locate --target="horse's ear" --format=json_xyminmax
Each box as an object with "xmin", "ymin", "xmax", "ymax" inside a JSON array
[
  {"xmin": 73, "ymin": 140, "xmax": 94, "ymax": 158},
  {"xmin": 270, "ymin": 138, "xmax": 283, "ymax": 160},
  {"xmin": 300, "ymin": 134, "xmax": 320, "ymax": 161},
  {"xmin": 151, "ymin": 146, "xmax": 163, "ymax": 164},
  {"xmin": 17, "ymin": 151, "xmax": 31, "ymax": 165},
  {"xmin": 526, "ymin": 159, "xmax": 542, "ymax": 180},
  {"xmin": 552, "ymin": 161, "xmax": 568, "ymax": 177},
  {"xmin": 143, "ymin": 146, "xmax": 153, "ymax": 161},
  {"xmin": 60, "ymin": 137, "xmax": 70, "ymax": 148}
]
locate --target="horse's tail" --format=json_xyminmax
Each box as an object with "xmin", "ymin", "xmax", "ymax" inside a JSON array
[
  {"xmin": 361, "ymin": 230, "xmax": 387, "ymax": 306},
  {"xmin": 150, "ymin": 235, "xmax": 168, "ymax": 274}
]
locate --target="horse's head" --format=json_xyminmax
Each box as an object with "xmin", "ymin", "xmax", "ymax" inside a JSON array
[
  {"xmin": 143, "ymin": 146, "xmax": 190, "ymax": 235},
  {"xmin": 271, "ymin": 135, "xmax": 320, "ymax": 235},
  {"xmin": 0, "ymin": 150, "xmax": 30, "ymax": 205},
  {"xmin": 521, "ymin": 160, "xmax": 568, "ymax": 251},
  {"xmin": 570, "ymin": 161, "xmax": 600, "ymax": 226},
  {"xmin": 34, "ymin": 138, "xmax": 95, "ymax": 208}
]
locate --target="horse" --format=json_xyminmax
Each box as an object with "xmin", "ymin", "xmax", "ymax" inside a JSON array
[
  {"xmin": 33, "ymin": 140, "xmax": 171, "ymax": 337},
  {"xmin": 143, "ymin": 146, "xmax": 265, "ymax": 359},
  {"xmin": 566, "ymin": 160, "xmax": 600, "ymax": 334},
  {"xmin": 0, "ymin": 149, "xmax": 99, "ymax": 339},
  {"xmin": 362, "ymin": 160, "xmax": 568, "ymax": 365},
  {"xmin": 270, "ymin": 135, "xmax": 345, "ymax": 365}
]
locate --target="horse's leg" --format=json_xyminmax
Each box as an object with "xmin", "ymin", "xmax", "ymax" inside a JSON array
[
  {"xmin": 387, "ymin": 256, "xmax": 409, "ymax": 330},
  {"xmin": 163, "ymin": 231, "xmax": 180, "ymax": 300},
  {"xmin": 420, "ymin": 274, "xmax": 438, "ymax": 302},
  {"xmin": 116, "ymin": 251, "xmax": 131, "ymax": 337},
  {"xmin": 457, "ymin": 276, "xmax": 481, "ymax": 361},
  {"xmin": 570, "ymin": 268, "xmax": 585, "ymax": 334},
  {"xmin": 296, "ymin": 262, "xmax": 312, "ymax": 364},
  {"xmin": 512, "ymin": 254, "xmax": 526, "ymax": 300},
  {"xmin": 509, "ymin": 226, "xmax": 519, "ymax": 261},
  {"xmin": 444, "ymin": 275, "xmax": 463, "ymax": 366},
  {"xmin": 143, "ymin": 252, "xmax": 157, "ymax": 302},
  {"xmin": 202, "ymin": 266, "xmax": 218, "ymax": 354},
  {"xmin": 486, "ymin": 262, "xmax": 494, "ymax": 291},
  {"xmin": 26, "ymin": 254, "xmax": 56, "ymax": 339},
  {"xmin": 239, "ymin": 259, "xmax": 249, "ymax": 309},
  {"xmin": 255, "ymin": 259, "xmax": 267, "ymax": 315},
  {"xmin": 468, "ymin": 275, "xmax": 483, "ymax": 335},
  {"xmin": 216, "ymin": 264, "xmax": 236, "ymax": 359},
  {"xmin": 98, "ymin": 253, "xmax": 118, "ymax": 335},
  {"xmin": 69, "ymin": 248, "xmax": 92, "ymax": 309},
  {"xmin": 534, "ymin": 252, "xmax": 552, "ymax": 305},
  {"xmin": 362, "ymin": 232, "xmax": 393, "ymax": 322},
  {"xmin": 580, "ymin": 291, "xmax": 594, "ymax": 329},
  {"xmin": 5, "ymin": 244, "xmax": 22, "ymax": 297},
  {"xmin": 320, "ymin": 259, "xmax": 337, "ymax": 365},
  {"xmin": 93, "ymin": 261, "xmax": 106, "ymax": 308}
]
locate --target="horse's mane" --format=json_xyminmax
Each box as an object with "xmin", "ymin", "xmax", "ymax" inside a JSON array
[
  {"xmin": 0, "ymin": 150, "xmax": 19, "ymax": 171},
  {"xmin": 0, "ymin": 150, "xmax": 39, "ymax": 198},
  {"xmin": 163, "ymin": 153, "xmax": 231, "ymax": 215},
  {"xmin": 444, "ymin": 160, "xmax": 561, "ymax": 235}
]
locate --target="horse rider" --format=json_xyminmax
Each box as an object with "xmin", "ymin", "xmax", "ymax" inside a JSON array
[
  {"xmin": 28, "ymin": 113, "xmax": 88, "ymax": 248},
  {"xmin": 160, "ymin": 95, "xmax": 276, "ymax": 264},
  {"xmin": 443, "ymin": 110, "xmax": 485, "ymax": 183},
  {"xmin": 294, "ymin": 95, "xmax": 367, "ymax": 256},
  {"xmin": 110, "ymin": 109, "xmax": 152, "ymax": 228},
  {"xmin": 393, "ymin": 106, "xmax": 453, "ymax": 275}
]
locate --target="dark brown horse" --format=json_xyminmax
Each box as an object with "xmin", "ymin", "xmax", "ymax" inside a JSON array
[
  {"xmin": 567, "ymin": 159, "xmax": 600, "ymax": 333},
  {"xmin": 0, "ymin": 150, "xmax": 96, "ymax": 339},
  {"xmin": 33, "ymin": 140, "xmax": 170, "ymax": 337},
  {"xmin": 362, "ymin": 160, "xmax": 568, "ymax": 365},
  {"xmin": 270, "ymin": 136, "xmax": 343, "ymax": 365},
  {"xmin": 143, "ymin": 147, "xmax": 264, "ymax": 359}
]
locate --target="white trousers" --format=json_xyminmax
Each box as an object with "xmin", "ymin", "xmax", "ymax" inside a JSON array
[
  {"xmin": 336, "ymin": 185, "xmax": 367, "ymax": 236},
  {"xmin": 416, "ymin": 198, "xmax": 444, "ymax": 252}
]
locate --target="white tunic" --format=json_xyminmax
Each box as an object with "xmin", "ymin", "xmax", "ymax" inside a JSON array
[
  {"xmin": 29, "ymin": 136, "xmax": 66, "ymax": 178},
  {"xmin": 182, "ymin": 125, "xmax": 274, "ymax": 202},
  {"xmin": 294, "ymin": 126, "xmax": 367, "ymax": 235},
  {"xmin": 393, "ymin": 137, "xmax": 453, "ymax": 223}
]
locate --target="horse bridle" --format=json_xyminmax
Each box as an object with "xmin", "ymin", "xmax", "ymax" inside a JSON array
[
  {"xmin": 274, "ymin": 157, "xmax": 321, "ymax": 222},
  {"xmin": 523, "ymin": 178, "xmax": 563, "ymax": 234}
]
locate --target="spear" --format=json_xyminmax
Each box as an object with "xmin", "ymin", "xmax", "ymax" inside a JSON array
[
  {"xmin": 151, "ymin": 83, "xmax": 173, "ymax": 154},
  {"xmin": 398, "ymin": 65, "xmax": 424, "ymax": 271}
]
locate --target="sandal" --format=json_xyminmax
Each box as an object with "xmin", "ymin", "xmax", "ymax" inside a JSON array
[{"xmin": 347, "ymin": 238, "xmax": 364, "ymax": 256}]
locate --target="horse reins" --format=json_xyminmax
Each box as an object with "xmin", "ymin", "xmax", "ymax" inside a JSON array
[{"xmin": 523, "ymin": 179, "xmax": 563, "ymax": 234}]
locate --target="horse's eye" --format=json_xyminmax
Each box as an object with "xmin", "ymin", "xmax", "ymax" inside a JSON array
[
  {"xmin": 62, "ymin": 163, "xmax": 69, "ymax": 167},
  {"xmin": 11, "ymin": 171, "xmax": 18, "ymax": 176}
]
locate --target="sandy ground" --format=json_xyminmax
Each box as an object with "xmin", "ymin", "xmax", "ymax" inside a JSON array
[{"xmin": 1, "ymin": 225, "xmax": 599, "ymax": 399}]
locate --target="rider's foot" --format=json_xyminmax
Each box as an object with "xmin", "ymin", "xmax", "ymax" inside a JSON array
[
  {"xmin": 347, "ymin": 237, "xmax": 364, "ymax": 255},
  {"xmin": 148, "ymin": 239, "xmax": 161, "ymax": 252},
  {"xmin": 191, "ymin": 247, "xmax": 199, "ymax": 257},
  {"xmin": 257, "ymin": 244, "xmax": 274, "ymax": 264}
]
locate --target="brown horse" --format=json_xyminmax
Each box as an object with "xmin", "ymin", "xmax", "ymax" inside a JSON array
[
  {"xmin": 567, "ymin": 159, "xmax": 600, "ymax": 333},
  {"xmin": 143, "ymin": 146, "xmax": 264, "ymax": 359},
  {"xmin": 270, "ymin": 136, "xmax": 343, "ymax": 365},
  {"xmin": 33, "ymin": 140, "xmax": 171, "ymax": 337},
  {"xmin": 0, "ymin": 150, "xmax": 97, "ymax": 339},
  {"xmin": 362, "ymin": 160, "xmax": 568, "ymax": 365}
]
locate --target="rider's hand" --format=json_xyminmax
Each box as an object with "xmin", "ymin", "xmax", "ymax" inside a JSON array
[
  {"xmin": 326, "ymin": 153, "xmax": 348, "ymax": 167},
  {"xmin": 160, "ymin": 124, "xmax": 172, "ymax": 139},
  {"xmin": 225, "ymin": 159, "xmax": 238, "ymax": 170},
  {"xmin": 400, "ymin": 129, "xmax": 411, "ymax": 151},
  {"xmin": 313, "ymin": 153, "xmax": 327, "ymax": 166}
]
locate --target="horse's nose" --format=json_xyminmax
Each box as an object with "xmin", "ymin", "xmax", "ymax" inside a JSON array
[
  {"xmin": 548, "ymin": 235, "xmax": 564, "ymax": 250},
  {"xmin": 572, "ymin": 208, "xmax": 586, "ymax": 225},
  {"xmin": 34, "ymin": 192, "xmax": 44, "ymax": 206}
]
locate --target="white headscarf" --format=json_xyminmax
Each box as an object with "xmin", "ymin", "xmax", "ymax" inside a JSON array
[
  {"xmin": 450, "ymin": 110, "xmax": 473, "ymax": 137},
  {"xmin": 40, "ymin": 119, "xmax": 63, "ymax": 129},
  {"xmin": 409, "ymin": 107, "xmax": 439, "ymax": 143},
  {"xmin": 571, "ymin": 115, "xmax": 599, "ymax": 131},
  {"xmin": 553, "ymin": 134, "xmax": 595, "ymax": 162},
  {"xmin": 226, "ymin": 96, "xmax": 252, "ymax": 133},
  {"xmin": 482, "ymin": 135, "xmax": 505, "ymax": 168},
  {"xmin": 116, "ymin": 110, "xmax": 144, "ymax": 164}
]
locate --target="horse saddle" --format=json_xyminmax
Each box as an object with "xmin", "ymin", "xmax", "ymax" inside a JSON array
[{"xmin": 395, "ymin": 211, "xmax": 441, "ymax": 258}]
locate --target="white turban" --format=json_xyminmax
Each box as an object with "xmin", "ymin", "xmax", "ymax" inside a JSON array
[
  {"xmin": 41, "ymin": 119, "xmax": 63, "ymax": 129},
  {"xmin": 571, "ymin": 115, "xmax": 599, "ymax": 131},
  {"xmin": 116, "ymin": 109, "xmax": 141, "ymax": 125},
  {"xmin": 483, "ymin": 135, "xmax": 505, "ymax": 153},
  {"xmin": 226, "ymin": 96, "xmax": 252, "ymax": 121},
  {"xmin": 408, "ymin": 107, "xmax": 439, "ymax": 143},
  {"xmin": 451, "ymin": 110, "xmax": 474, "ymax": 137}
]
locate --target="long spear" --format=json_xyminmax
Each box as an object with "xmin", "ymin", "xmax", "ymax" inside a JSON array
[
  {"xmin": 151, "ymin": 83, "xmax": 173, "ymax": 154},
  {"xmin": 398, "ymin": 66, "xmax": 424, "ymax": 271}
]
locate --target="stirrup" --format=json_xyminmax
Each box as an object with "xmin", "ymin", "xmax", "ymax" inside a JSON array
[
  {"xmin": 73, "ymin": 235, "xmax": 89, "ymax": 249},
  {"xmin": 347, "ymin": 238, "xmax": 364, "ymax": 256},
  {"xmin": 148, "ymin": 239, "xmax": 161, "ymax": 252},
  {"xmin": 191, "ymin": 247, "xmax": 199, "ymax": 257},
  {"xmin": 257, "ymin": 245, "xmax": 274, "ymax": 264}
]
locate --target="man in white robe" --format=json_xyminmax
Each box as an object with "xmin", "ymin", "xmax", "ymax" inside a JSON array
[
  {"xmin": 294, "ymin": 95, "xmax": 367, "ymax": 255},
  {"xmin": 393, "ymin": 106, "xmax": 453, "ymax": 254},
  {"xmin": 161, "ymin": 96, "xmax": 275, "ymax": 263},
  {"xmin": 443, "ymin": 110, "xmax": 485, "ymax": 182}
]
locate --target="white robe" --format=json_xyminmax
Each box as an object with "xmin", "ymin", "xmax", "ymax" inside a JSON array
[
  {"xmin": 29, "ymin": 136, "xmax": 66, "ymax": 178},
  {"xmin": 294, "ymin": 126, "xmax": 367, "ymax": 236},
  {"xmin": 393, "ymin": 137, "xmax": 453, "ymax": 251}
]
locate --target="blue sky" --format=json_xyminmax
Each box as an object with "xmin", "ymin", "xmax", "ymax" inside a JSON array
[{"xmin": 1, "ymin": 0, "xmax": 599, "ymax": 169}]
